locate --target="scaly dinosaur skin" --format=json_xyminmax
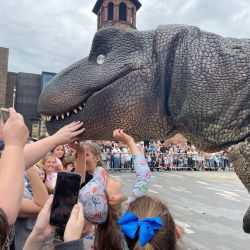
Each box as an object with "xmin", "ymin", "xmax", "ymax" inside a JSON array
[{"xmin": 38, "ymin": 25, "xmax": 250, "ymax": 232}]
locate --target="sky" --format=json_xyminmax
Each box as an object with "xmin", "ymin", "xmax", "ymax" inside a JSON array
[{"xmin": 1, "ymin": 0, "xmax": 250, "ymax": 74}]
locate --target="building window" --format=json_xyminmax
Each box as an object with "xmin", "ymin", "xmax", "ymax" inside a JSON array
[
  {"xmin": 119, "ymin": 2, "xmax": 127, "ymax": 21},
  {"xmin": 42, "ymin": 72, "xmax": 56, "ymax": 90},
  {"xmin": 108, "ymin": 2, "xmax": 114, "ymax": 21}
]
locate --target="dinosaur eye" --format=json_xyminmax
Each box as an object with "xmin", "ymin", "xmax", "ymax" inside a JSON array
[{"xmin": 97, "ymin": 54, "xmax": 105, "ymax": 65}]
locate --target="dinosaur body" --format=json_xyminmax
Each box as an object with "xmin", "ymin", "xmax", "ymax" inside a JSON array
[{"xmin": 38, "ymin": 25, "xmax": 250, "ymax": 232}]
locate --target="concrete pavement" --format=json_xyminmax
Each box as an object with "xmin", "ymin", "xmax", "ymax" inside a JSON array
[{"xmin": 109, "ymin": 171, "xmax": 250, "ymax": 250}]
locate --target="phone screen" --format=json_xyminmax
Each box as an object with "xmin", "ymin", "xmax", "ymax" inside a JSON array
[
  {"xmin": 0, "ymin": 108, "xmax": 10, "ymax": 123},
  {"xmin": 50, "ymin": 172, "xmax": 81, "ymax": 226}
]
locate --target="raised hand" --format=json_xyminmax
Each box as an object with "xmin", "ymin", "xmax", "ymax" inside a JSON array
[
  {"xmin": 69, "ymin": 141, "xmax": 86, "ymax": 154},
  {"xmin": 113, "ymin": 129, "xmax": 140, "ymax": 155},
  {"xmin": 113, "ymin": 129, "xmax": 134, "ymax": 146},
  {"xmin": 52, "ymin": 121, "xmax": 85, "ymax": 145},
  {"xmin": 3, "ymin": 108, "xmax": 29, "ymax": 148},
  {"xmin": 23, "ymin": 122, "xmax": 85, "ymax": 170}
]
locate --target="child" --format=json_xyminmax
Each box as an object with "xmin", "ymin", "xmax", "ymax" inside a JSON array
[
  {"xmin": 79, "ymin": 130, "xmax": 182, "ymax": 250},
  {"xmin": 41, "ymin": 154, "xmax": 58, "ymax": 193},
  {"xmin": 78, "ymin": 129, "xmax": 151, "ymax": 249},
  {"xmin": 52, "ymin": 145, "xmax": 65, "ymax": 171},
  {"xmin": 118, "ymin": 195, "xmax": 180, "ymax": 250}
]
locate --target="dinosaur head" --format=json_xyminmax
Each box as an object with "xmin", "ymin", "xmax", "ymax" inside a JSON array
[{"xmin": 38, "ymin": 27, "xmax": 174, "ymax": 140}]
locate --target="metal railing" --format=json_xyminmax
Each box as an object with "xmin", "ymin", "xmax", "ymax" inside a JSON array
[{"xmin": 102, "ymin": 152, "xmax": 233, "ymax": 172}]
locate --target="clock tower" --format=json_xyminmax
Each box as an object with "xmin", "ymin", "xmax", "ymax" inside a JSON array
[{"xmin": 93, "ymin": 0, "xmax": 142, "ymax": 30}]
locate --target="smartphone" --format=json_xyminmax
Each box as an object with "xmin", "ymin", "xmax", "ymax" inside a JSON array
[
  {"xmin": 50, "ymin": 172, "xmax": 81, "ymax": 226},
  {"xmin": 0, "ymin": 108, "xmax": 10, "ymax": 123}
]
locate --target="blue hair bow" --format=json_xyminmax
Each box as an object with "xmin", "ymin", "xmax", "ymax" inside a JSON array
[{"xmin": 117, "ymin": 211, "xmax": 163, "ymax": 246}]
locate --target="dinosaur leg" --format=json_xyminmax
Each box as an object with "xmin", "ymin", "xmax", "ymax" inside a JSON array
[{"xmin": 228, "ymin": 140, "xmax": 250, "ymax": 233}]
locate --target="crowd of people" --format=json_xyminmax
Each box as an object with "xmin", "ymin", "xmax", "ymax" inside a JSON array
[
  {"xmin": 0, "ymin": 108, "xmax": 232, "ymax": 250},
  {"xmin": 96, "ymin": 141, "xmax": 232, "ymax": 172}
]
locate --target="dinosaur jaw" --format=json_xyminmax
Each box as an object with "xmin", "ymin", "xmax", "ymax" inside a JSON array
[
  {"xmin": 41, "ymin": 104, "xmax": 85, "ymax": 122},
  {"xmin": 41, "ymin": 69, "xmax": 170, "ymax": 141},
  {"xmin": 39, "ymin": 68, "xmax": 140, "ymax": 130}
]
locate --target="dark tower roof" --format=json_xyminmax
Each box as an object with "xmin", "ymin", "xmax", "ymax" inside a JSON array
[{"xmin": 92, "ymin": 0, "xmax": 142, "ymax": 14}]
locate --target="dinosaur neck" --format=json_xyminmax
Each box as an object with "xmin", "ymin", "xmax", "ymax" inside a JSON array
[{"xmin": 155, "ymin": 25, "xmax": 250, "ymax": 151}]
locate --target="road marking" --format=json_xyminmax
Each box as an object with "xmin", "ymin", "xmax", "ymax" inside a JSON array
[
  {"xmin": 170, "ymin": 187, "xmax": 191, "ymax": 193},
  {"xmin": 148, "ymin": 189, "xmax": 159, "ymax": 194},
  {"xmin": 196, "ymin": 181, "xmax": 209, "ymax": 185},
  {"xmin": 207, "ymin": 187, "xmax": 227, "ymax": 192},
  {"xmin": 208, "ymin": 187, "xmax": 240, "ymax": 198},
  {"xmin": 233, "ymin": 189, "xmax": 246, "ymax": 193},
  {"xmin": 152, "ymin": 184, "xmax": 163, "ymax": 188},
  {"xmin": 216, "ymin": 192, "xmax": 240, "ymax": 202},
  {"xmin": 222, "ymin": 191, "xmax": 240, "ymax": 197}
]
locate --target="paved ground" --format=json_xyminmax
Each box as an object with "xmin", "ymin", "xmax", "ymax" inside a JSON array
[{"xmin": 109, "ymin": 171, "xmax": 250, "ymax": 250}]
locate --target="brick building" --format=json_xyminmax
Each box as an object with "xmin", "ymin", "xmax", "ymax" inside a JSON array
[
  {"xmin": 0, "ymin": 47, "xmax": 55, "ymax": 138},
  {"xmin": 0, "ymin": 48, "xmax": 8, "ymax": 108},
  {"xmin": 93, "ymin": 0, "xmax": 141, "ymax": 30}
]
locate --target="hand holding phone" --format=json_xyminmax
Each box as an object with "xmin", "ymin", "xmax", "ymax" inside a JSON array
[
  {"xmin": 1, "ymin": 108, "xmax": 29, "ymax": 148},
  {"xmin": 63, "ymin": 203, "xmax": 85, "ymax": 242},
  {"xmin": 50, "ymin": 172, "xmax": 81, "ymax": 226},
  {"xmin": 0, "ymin": 108, "xmax": 10, "ymax": 123}
]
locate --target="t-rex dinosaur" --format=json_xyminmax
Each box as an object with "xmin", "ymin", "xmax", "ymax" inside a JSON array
[{"xmin": 38, "ymin": 25, "xmax": 250, "ymax": 233}]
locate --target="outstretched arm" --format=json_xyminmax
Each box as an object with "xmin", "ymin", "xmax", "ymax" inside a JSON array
[
  {"xmin": 70, "ymin": 142, "xmax": 86, "ymax": 183},
  {"xmin": 24, "ymin": 121, "xmax": 85, "ymax": 169},
  {"xmin": 113, "ymin": 129, "xmax": 150, "ymax": 207},
  {"xmin": 18, "ymin": 166, "xmax": 49, "ymax": 218},
  {"xmin": 0, "ymin": 108, "xmax": 29, "ymax": 225}
]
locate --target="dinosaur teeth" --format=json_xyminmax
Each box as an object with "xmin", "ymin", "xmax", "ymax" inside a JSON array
[
  {"xmin": 45, "ymin": 105, "xmax": 84, "ymax": 121},
  {"xmin": 46, "ymin": 116, "xmax": 52, "ymax": 121}
]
